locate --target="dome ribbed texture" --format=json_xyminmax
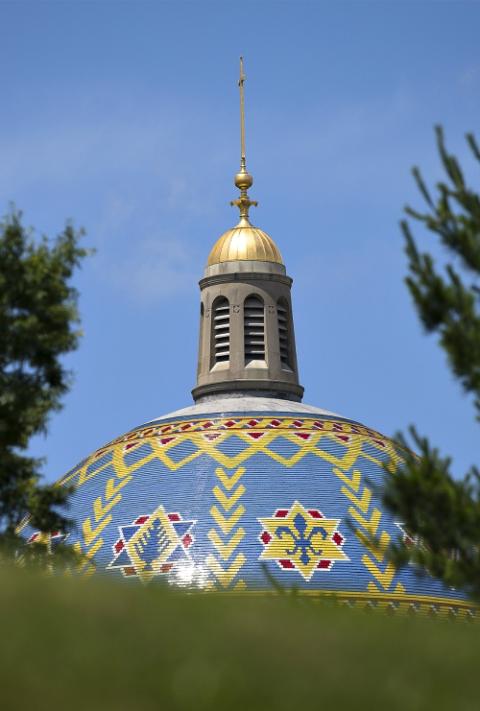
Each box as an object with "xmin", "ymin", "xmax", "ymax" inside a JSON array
[
  {"xmin": 207, "ymin": 223, "xmax": 283, "ymax": 266},
  {"xmin": 19, "ymin": 402, "xmax": 475, "ymax": 618}
]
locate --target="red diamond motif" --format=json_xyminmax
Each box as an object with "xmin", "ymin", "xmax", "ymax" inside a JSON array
[
  {"xmin": 115, "ymin": 540, "xmax": 124, "ymax": 553},
  {"xmin": 275, "ymin": 509, "xmax": 288, "ymax": 518},
  {"xmin": 168, "ymin": 513, "xmax": 180, "ymax": 521},
  {"xmin": 135, "ymin": 515, "xmax": 149, "ymax": 525},
  {"xmin": 333, "ymin": 532, "xmax": 343, "ymax": 545},
  {"xmin": 317, "ymin": 560, "xmax": 331, "ymax": 569},
  {"xmin": 308, "ymin": 509, "xmax": 323, "ymax": 518},
  {"xmin": 182, "ymin": 534, "xmax": 193, "ymax": 548},
  {"xmin": 261, "ymin": 531, "xmax": 272, "ymax": 544},
  {"xmin": 279, "ymin": 559, "xmax": 295, "ymax": 569},
  {"xmin": 225, "ymin": 420, "xmax": 236, "ymax": 428},
  {"xmin": 247, "ymin": 419, "xmax": 260, "ymax": 427},
  {"xmin": 269, "ymin": 419, "xmax": 281, "ymax": 427}
]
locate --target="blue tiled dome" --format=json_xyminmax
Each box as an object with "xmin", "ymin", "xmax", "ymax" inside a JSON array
[{"xmin": 24, "ymin": 398, "xmax": 474, "ymax": 618}]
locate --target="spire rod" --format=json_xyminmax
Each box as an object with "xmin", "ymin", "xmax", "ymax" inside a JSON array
[
  {"xmin": 239, "ymin": 56, "xmax": 246, "ymax": 165},
  {"xmin": 231, "ymin": 56, "xmax": 257, "ymax": 223}
]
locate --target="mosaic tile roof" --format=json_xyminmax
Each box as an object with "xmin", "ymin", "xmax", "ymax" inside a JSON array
[{"xmin": 23, "ymin": 404, "xmax": 475, "ymax": 618}]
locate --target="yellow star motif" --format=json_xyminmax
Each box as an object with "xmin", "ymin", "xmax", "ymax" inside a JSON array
[{"xmin": 259, "ymin": 501, "xmax": 349, "ymax": 581}]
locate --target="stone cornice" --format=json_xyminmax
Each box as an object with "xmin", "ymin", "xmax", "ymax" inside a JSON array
[{"xmin": 199, "ymin": 271, "xmax": 293, "ymax": 290}]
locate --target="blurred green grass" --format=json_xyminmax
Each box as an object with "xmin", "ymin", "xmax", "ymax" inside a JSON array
[{"xmin": 1, "ymin": 567, "xmax": 479, "ymax": 711}]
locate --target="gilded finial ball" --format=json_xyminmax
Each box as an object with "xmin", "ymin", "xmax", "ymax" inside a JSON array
[{"xmin": 234, "ymin": 170, "xmax": 253, "ymax": 190}]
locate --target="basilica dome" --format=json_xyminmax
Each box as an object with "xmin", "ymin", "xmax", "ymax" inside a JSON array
[
  {"xmin": 25, "ymin": 396, "xmax": 472, "ymax": 617},
  {"xmin": 22, "ymin": 61, "xmax": 475, "ymax": 619}
]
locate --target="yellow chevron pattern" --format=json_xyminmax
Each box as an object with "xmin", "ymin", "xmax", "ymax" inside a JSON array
[
  {"xmin": 37, "ymin": 414, "xmax": 473, "ymax": 617},
  {"xmin": 79, "ymin": 465, "xmax": 134, "ymax": 573},
  {"xmin": 333, "ymin": 466, "xmax": 405, "ymax": 595},
  {"xmin": 211, "ymin": 504, "xmax": 245, "ymax": 534},
  {"xmin": 205, "ymin": 552, "xmax": 246, "ymax": 587},
  {"xmin": 73, "ymin": 421, "xmax": 403, "ymax": 587},
  {"xmin": 208, "ymin": 528, "xmax": 245, "ymax": 560},
  {"xmin": 212, "ymin": 484, "xmax": 246, "ymax": 511},
  {"xmin": 61, "ymin": 421, "xmax": 403, "ymax": 490},
  {"xmin": 206, "ymin": 467, "xmax": 247, "ymax": 588}
]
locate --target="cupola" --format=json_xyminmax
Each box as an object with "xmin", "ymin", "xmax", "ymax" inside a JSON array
[{"xmin": 192, "ymin": 58, "xmax": 303, "ymax": 404}]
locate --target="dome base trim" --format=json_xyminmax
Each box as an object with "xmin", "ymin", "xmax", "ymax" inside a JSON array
[
  {"xmin": 192, "ymin": 379, "xmax": 304, "ymax": 403},
  {"xmin": 209, "ymin": 589, "xmax": 477, "ymax": 618}
]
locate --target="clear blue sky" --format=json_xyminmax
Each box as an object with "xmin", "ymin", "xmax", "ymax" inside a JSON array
[{"xmin": 1, "ymin": 1, "xmax": 479, "ymax": 482}]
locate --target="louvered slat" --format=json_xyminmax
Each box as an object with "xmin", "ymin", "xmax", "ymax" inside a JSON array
[
  {"xmin": 277, "ymin": 302, "xmax": 290, "ymax": 367},
  {"xmin": 244, "ymin": 296, "xmax": 265, "ymax": 363},
  {"xmin": 212, "ymin": 298, "xmax": 230, "ymax": 364}
]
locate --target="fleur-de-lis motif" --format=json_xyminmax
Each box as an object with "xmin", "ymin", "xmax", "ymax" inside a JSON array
[
  {"xmin": 275, "ymin": 513, "xmax": 328, "ymax": 565},
  {"xmin": 259, "ymin": 502, "xmax": 349, "ymax": 581}
]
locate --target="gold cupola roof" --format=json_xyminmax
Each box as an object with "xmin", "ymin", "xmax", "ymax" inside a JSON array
[
  {"xmin": 207, "ymin": 217, "xmax": 283, "ymax": 266},
  {"xmin": 208, "ymin": 57, "xmax": 283, "ymax": 267}
]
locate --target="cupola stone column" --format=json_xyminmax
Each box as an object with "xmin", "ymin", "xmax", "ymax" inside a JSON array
[{"xmin": 192, "ymin": 258, "xmax": 303, "ymax": 403}]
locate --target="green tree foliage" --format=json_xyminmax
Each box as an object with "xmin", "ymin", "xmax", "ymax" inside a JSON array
[
  {"xmin": 383, "ymin": 127, "xmax": 480, "ymax": 599},
  {"xmin": 0, "ymin": 208, "xmax": 89, "ymax": 557}
]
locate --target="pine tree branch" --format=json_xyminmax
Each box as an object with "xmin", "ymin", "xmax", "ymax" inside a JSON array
[{"xmin": 383, "ymin": 127, "xmax": 480, "ymax": 601}]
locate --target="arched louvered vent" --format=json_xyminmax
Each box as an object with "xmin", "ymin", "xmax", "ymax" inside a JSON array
[
  {"xmin": 244, "ymin": 295, "xmax": 265, "ymax": 364},
  {"xmin": 211, "ymin": 297, "xmax": 230, "ymax": 366},
  {"xmin": 277, "ymin": 299, "xmax": 291, "ymax": 369}
]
